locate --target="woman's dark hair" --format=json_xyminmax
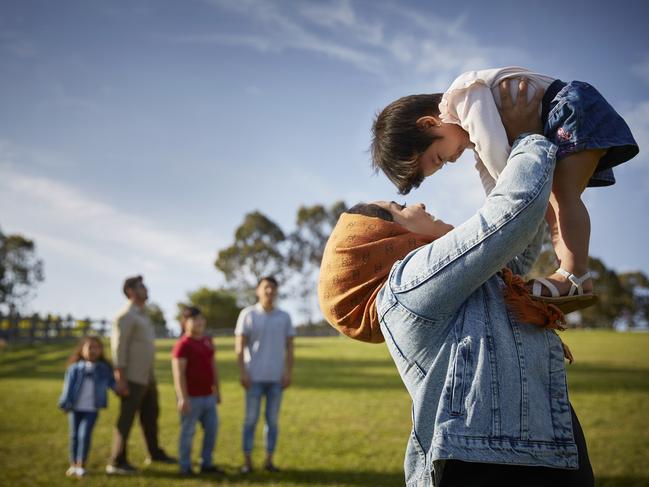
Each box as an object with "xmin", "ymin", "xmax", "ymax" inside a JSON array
[
  {"xmin": 346, "ymin": 203, "xmax": 394, "ymax": 222},
  {"xmin": 67, "ymin": 335, "xmax": 110, "ymax": 365}
]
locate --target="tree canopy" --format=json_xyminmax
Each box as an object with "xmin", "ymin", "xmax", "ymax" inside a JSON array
[
  {"xmin": 215, "ymin": 211, "xmax": 286, "ymax": 305},
  {"xmin": 0, "ymin": 227, "xmax": 44, "ymax": 314},
  {"xmin": 177, "ymin": 287, "xmax": 241, "ymax": 330}
]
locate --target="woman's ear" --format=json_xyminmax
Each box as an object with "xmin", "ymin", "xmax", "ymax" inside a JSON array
[{"xmin": 415, "ymin": 115, "xmax": 441, "ymax": 131}]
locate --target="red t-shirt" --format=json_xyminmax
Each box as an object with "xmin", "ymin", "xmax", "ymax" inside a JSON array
[{"xmin": 172, "ymin": 335, "xmax": 215, "ymax": 397}]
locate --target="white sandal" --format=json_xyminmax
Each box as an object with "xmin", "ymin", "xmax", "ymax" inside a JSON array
[{"xmin": 530, "ymin": 268, "xmax": 598, "ymax": 314}]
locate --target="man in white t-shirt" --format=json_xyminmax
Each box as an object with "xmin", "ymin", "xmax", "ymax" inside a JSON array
[{"xmin": 234, "ymin": 276, "xmax": 295, "ymax": 474}]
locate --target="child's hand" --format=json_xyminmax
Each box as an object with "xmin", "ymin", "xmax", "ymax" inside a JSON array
[
  {"xmin": 177, "ymin": 397, "xmax": 191, "ymax": 415},
  {"xmin": 498, "ymin": 78, "xmax": 544, "ymax": 145}
]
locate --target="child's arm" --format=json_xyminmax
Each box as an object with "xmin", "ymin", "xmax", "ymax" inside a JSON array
[
  {"xmin": 452, "ymin": 83, "xmax": 511, "ymax": 182},
  {"xmin": 57, "ymin": 366, "xmax": 74, "ymax": 411},
  {"xmin": 171, "ymin": 357, "xmax": 190, "ymax": 414},
  {"xmin": 107, "ymin": 363, "xmax": 117, "ymax": 392}
]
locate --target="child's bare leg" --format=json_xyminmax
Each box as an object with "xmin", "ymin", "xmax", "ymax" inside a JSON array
[
  {"xmin": 541, "ymin": 149, "xmax": 606, "ymax": 295},
  {"xmin": 545, "ymin": 202, "xmax": 563, "ymax": 268}
]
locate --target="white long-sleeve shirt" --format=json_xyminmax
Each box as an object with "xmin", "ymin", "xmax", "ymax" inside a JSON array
[{"xmin": 439, "ymin": 67, "xmax": 555, "ymax": 194}]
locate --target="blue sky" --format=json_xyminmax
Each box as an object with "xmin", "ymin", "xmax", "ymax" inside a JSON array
[{"xmin": 1, "ymin": 0, "xmax": 648, "ymax": 332}]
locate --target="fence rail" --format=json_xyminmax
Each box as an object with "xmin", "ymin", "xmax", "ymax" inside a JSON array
[
  {"xmin": 0, "ymin": 313, "xmax": 110, "ymax": 344},
  {"xmin": 0, "ymin": 312, "xmax": 341, "ymax": 345}
]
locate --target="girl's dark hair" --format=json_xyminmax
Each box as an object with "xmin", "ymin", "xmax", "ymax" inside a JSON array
[
  {"xmin": 67, "ymin": 335, "xmax": 110, "ymax": 365},
  {"xmin": 371, "ymin": 93, "xmax": 444, "ymax": 195},
  {"xmin": 346, "ymin": 203, "xmax": 394, "ymax": 222}
]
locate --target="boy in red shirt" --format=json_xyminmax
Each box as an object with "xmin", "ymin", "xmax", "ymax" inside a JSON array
[{"xmin": 171, "ymin": 306, "xmax": 224, "ymax": 476}]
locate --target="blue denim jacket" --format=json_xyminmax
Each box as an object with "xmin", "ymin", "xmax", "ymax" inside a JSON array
[
  {"xmin": 377, "ymin": 135, "xmax": 577, "ymax": 487},
  {"xmin": 58, "ymin": 360, "xmax": 115, "ymax": 411}
]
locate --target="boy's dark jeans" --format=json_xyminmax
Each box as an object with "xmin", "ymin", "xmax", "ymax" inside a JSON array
[{"xmin": 110, "ymin": 380, "xmax": 162, "ymax": 466}]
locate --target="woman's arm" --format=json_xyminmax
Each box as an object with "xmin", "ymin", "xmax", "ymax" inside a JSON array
[
  {"xmin": 391, "ymin": 134, "xmax": 557, "ymax": 322},
  {"xmin": 505, "ymin": 219, "xmax": 546, "ymax": 276}
]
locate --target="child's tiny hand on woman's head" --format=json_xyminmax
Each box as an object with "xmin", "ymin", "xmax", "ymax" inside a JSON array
[{"xmin": 498, "ymin": 77, "xmax": 544, "ymax": 144}]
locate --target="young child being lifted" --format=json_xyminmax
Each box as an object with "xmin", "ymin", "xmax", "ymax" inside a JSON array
[{"xmin": 371, "ymin": 67, "xmax": 639, "ymax": 310}]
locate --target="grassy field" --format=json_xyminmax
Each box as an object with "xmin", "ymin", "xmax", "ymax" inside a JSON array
[{"xmin": 0, "ymin": 331, "xmax": 648, "ymax": 487}]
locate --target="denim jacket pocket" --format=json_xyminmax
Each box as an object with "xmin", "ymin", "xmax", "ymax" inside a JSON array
[{"xmin": 450, "ymin": 336, "xmax": 472, "ymax": 416}]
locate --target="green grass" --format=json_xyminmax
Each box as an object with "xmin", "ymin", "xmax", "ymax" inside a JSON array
[{"xmin": 0, "ymin": 331, "xmax": 648, "ymax": 486}]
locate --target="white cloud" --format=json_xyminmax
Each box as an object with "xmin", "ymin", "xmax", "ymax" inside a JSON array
[
  {"xmin": 188, "ymin": 0, "xmax": 386, "ymax": 75},
  {"xmin": 0, "ymin": 164, "xmax": 219, "ymax": 273},
  {"xmin": 298, "ymin": 0, "xmax": 384, "ymax": 46},
  {"xmin": 187, "ymin": 0, "xmax": 524, "ymax": 83}
]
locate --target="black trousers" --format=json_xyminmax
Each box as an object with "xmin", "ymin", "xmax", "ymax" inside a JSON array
[
  {"xmin": 439, "ymin": 406, "xmax": 594, "ymax": 487},
  {"xmin": 110, "ymin": 381, "xmax": 162, "ymax": 465}
]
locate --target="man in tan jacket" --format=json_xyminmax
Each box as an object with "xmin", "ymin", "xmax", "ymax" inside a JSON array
[{"xmin": 106, "ymin": 275, "xmax": 175, "ymax": 474}]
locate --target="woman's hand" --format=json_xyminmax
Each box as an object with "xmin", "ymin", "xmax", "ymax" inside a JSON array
[{"xmin": 498, "ymin": 78, "xmax": 545, "ymax": 145}]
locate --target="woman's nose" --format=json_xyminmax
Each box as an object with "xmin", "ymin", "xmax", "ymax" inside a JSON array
[{"xmin": 417, "ymin": 203, "xmax": 426, "ymax": 210}]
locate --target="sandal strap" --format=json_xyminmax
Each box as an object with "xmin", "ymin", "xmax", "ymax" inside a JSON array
[
  {"xmin": 532, "ymin": 277, "xmax": 561, "ymax": 298},
  {"xmin": 556, "ymin": 268, "xmax": 592, "ymax": 296}
]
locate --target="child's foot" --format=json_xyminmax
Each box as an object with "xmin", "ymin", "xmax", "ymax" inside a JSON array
[
  {"xmin": 65, "ymin": 466, "xmax": 77, "ymax": 477},
  {"xmin": 532, "ymin": 269, "xmax": 594, "ymax": 297},
  {"xmin": 529, "ymin": 268, "xmax": 597, "ymax": 314},
  {"xmin": 75, "ymin": 467, "xmax": 86, "ymax": 477}
]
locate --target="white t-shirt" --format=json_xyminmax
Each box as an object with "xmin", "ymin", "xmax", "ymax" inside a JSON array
[
  {"xmin": 234, "ymin": 303, "xmax": 295, "ymax": 383},
  {"xmin": 439, "ymin": 66, "xmax": 555, "ymax": 195},
  {"xmin": 73, "ymin": 361, "xmax": 97, "ymax": 412}
]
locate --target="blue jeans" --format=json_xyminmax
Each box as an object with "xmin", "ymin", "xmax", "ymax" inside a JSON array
[
  {"xmin": 178, "ymin": 395, "xmax": 218, "ymax": 471},
  {"xmin": 68, "ymin": 411, "xmax": 98, "ymax": 463},
  {"xmin": 243, "ymin": 382, "xmax": 283, "ymax": 455}
]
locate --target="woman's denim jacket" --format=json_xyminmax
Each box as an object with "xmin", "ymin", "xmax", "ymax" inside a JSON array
[
  {"xmin": 58, "ymin": 360, "xmax": 115, "ymax": 411},
  {"xmin": 377, "ymin": 135, "xmax": 577, "ymax": 487}
]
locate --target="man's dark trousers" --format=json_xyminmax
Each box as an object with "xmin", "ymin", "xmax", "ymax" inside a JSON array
[{"xmin": 110, "ymin": 381, "xmax": 163, "ymax": 465}]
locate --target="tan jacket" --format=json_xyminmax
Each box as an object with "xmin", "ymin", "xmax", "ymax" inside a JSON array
[{"xmin": 111, "ymin": 302, "xmax": 156, "ymax": 385}]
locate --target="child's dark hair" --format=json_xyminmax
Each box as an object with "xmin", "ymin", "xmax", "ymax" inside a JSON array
[
  {"xmin": 371, "ymin": 93, "xmax": 444, "ymax": 195},
  {"xmin": 346, "ymin": 203, "xmax": 394, "ymax": 222},
  {"xmin": 67, "ymin": 335, "xmax": 109, "ymax": 365}
]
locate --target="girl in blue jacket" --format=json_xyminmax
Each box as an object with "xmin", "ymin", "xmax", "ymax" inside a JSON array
[{"xmin": 58, "ymin": 336, "xmax": 115, "ymax": 478}]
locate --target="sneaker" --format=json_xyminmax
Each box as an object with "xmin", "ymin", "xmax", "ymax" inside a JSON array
[
  {"xmin": 240, "ymin": 464, "xmax": 253, "ymax": 474},
  {"xmin": 179, "ymin": 468, "xmax": 195, "ymax": 476},
  {"xmin": 65, "ymin": 467, "xmax": 77, "ymax": 477},
  {"xmin": 201, "ymin": 465, "xmax": 226, "ymax": 475},
  {"xmin": 264, "ymin": 463, "xmax": 280, "ymax": 473},
  {"xmin": 106, "ymin": 463, "xmax": 137, "ymax": 475},
  {"xmin": 145, "ymin": 450, "xmax": 177, "ymax": 465},
  {"xmin": 75, "ymin": 467, "xmax": 86, "ymax": 477}
]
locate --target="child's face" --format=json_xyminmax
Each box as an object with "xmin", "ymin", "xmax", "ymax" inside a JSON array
[
  {"xmin": 416, "ymin": 119, "xmax": 471, "ymax": 177},
  {"xmin": 186, "ymin": 315, "xmax": 206, "ymax": 337},
  {"xmin": 81, "ymin": 340, "xmax": 102, "ymax": 362}
]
